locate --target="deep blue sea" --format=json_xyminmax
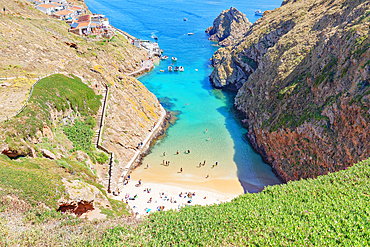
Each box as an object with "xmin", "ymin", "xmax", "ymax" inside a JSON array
[{"xmin": 85, "ymin": 0, "xmax": 283, "ymax": 194}]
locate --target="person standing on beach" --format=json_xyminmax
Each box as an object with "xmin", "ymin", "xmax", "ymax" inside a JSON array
[
  {"xmin": 176, "ymin": 150, "xmax": 179, "ymax": 154},
  {"xmin": 180, "ymin": 168, "xmax": 183, "ymax": 173},
  {"xmin": 188, "ymin": 150, "xmax": 190, "ymax": 154},
  {"xmin": 163, "ymin": 152, "xmax": 166, "ymax": 156}
]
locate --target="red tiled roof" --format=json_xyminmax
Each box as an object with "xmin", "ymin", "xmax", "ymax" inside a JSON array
[
  {"xmin": 37, "ymin": 4, "xmax": 55, "ymax": 9},
  {"xmin": 54, "ymin": 9, "xmax": 73, "ymax": 16},
  {"xmin": 69, "ymin": 6, "xmax": 82, "ymax": 10}
]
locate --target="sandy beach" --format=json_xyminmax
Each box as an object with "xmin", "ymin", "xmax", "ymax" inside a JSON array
[{"xmin": 112, "ymin": 179, "xmax": 242, "ymax": 216}]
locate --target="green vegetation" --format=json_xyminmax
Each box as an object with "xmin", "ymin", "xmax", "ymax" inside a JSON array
[
  {"xmin": 32, "ymin": 74, "xmax": 101, "ymax": 117},
  {"xmin": 101, "ymin": 158, "xmax": 370, "ymax": 246},
  {"xmin": 64, "ymin": 120, "xmax": 94, "ymax": 153},
  {"xmin": 1, "ymin": 74, "xmax": 101, "ymax": 141},
  {"xmin": 0, "ymin": 155, "xmax": 65, "ymax": 208},
  {"xmin": 0, "ymin": 155, "xmax": 99, "ymax": 208}
]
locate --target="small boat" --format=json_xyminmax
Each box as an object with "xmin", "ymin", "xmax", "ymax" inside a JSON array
[
  {"xmin": 161, "ymin": 55, "xmax": 169, "ymax": 60},
  {"xmin": 160, "ymin": 69, "xmax": 165, "ymax": 72},
  {"xmin": 174, "ymin": 66, "xmax": 179, "ymax": 72},
  {"xmin": 172, "ymin": 57, "xmax": 177, "ymax": 62},
  {"xmin": 187, "ymin": 33, "xmax": 194, "ymax": 35},
  {"xmin": 179, "ymin": 66, "xmax": 184, "ymax": 72},
  {"xmin": 168, "ymin": 66, "xmax": 173, "ymax": 72},
  {"xmin": 183, "ymin": 18, "xmax": 187, "ymax": 21},
  {"xmin": 195, "ymin": 69, "xmax": 198, "ymax": 71},
  {"xmin": 255, "ymin": 10, "xmax": 263, "ymax": 16}
]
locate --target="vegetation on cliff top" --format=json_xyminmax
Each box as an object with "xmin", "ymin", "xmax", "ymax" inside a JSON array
[
  {"xmin": 101, "ymin": 158, "xmax": 370, "ymax": 246},
  {"xmin": 2, "ymin": 74, "xmax": 101, "ymax": 142},
  {"xmin": 0, "ymin": 155, "xmax": 131, "ymax": 246}
]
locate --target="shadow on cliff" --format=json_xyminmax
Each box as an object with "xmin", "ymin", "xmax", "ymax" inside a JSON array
[{"xmin": 213, "ymin": 90, "xmax": 282, "ymax": 193}]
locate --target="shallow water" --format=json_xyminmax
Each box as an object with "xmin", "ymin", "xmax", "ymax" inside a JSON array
[{"xmin": 85, "ymin": 0, "xmax": 283, "ymax": 194}]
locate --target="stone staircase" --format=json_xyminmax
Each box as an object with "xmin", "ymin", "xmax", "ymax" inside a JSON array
[{"xmin": 93, "ymin": 87, "xmax": 107, "ymax": 146}]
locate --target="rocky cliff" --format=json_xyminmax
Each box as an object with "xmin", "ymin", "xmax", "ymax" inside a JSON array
[
  {"xmin": 205, "ymin": 7, "xmax": 252, "ymax": 47},
  {"xmin": 210, "ymin": 0, "xmax": 370, "ymax": 182}
]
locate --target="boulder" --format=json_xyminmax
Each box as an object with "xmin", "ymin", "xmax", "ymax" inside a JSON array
[
  {"xmin": 41, "ymin": 149, "xmax": 56, "ymax": 160},
  {"xmin": 76, "ymin": 150, "xmax": 88, "ymax": 162},
  {"xmin": 205, "ymin": 7, "xmax": 252, "ymax": 46}
]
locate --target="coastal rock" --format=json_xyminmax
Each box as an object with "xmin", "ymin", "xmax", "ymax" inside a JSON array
[
  {"xmin": 58, "ymin": 178, "xmax": 110, "ymax": 216},
  {"xmin": 41, "ymin": 149, "xmax": 56, "ymax": 160},
  {"xmin": 205, "ymin": 7, "xmax": 252, "ymax": 46},
  {"xmin": 1, "ymin": 143, "xmax": 32, "ymax": 158},
  {"xmin": 76, "ymin": 150, "xmax": 89, "ymax": 162},
  {"xmin": 210, "ymin": 0, "xmax": 370, "ymax": 181}
]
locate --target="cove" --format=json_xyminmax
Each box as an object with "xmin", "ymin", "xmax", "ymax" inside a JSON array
[{"xmin": 85, "ymin": 0, "xmax": 283, "ymax": 194}]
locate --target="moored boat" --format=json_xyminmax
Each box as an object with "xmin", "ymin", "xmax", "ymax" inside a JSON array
[
  {"xmin": 160, "ymin": 69, "xmax": 165, "ymax": 72},
  {"xmin": 188, "ymin": 33, "xmax": 194, "ymax": 35},
  {"xmin": 172, "ymin": 57, "xmax": 177, "ymax": 62},
  {"xmin": 255, "ymin": 10, "xmax": 263, "ymax": 16},
  {"xmin": 168, "ymin": 66, "xmax": 173, "ymax": 72},
  {"xmin": 161, "ymin": 55, "xmax": 169, "ymax": 60},
  {"xmin": 174, "ymin": 66, "xmax": 179, "ymax": 72},
  {"xmin": 179, "ymin": 66, "xmax": 184, "ymax": 72}
]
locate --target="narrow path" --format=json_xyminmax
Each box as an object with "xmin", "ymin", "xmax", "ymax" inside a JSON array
[
  {"xmin": 0, "ymin": 74, "xmax": 52, "ymax": 122},
  {"xmin": 117, "ymin": 105, "xmax": 167, "ymax": 191},
  {"xmin": 125, "ymin": 60, "xmax": 154, "ymax": 77}
]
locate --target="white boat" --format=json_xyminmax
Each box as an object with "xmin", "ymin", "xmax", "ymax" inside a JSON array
[
  {"xmin": 183, "ymin": 18, "xmax": 187, "ymax": 21},
  {"xmin": 161, "ymin": 55, "xmax": 169, "ymax": 60},
  {"xmin": 168, "ymin": 66, "xmax": 173, "ymax": 72},
  {"xmin": 188, "ymin": 33, "xmax": 194, "ymax": 35},
  {"xmin": 179, "ymin": 66, "xmax": 184, "ymax": 72},
  {"xmin": 174, "ymin": 66, "xmax": 179, "ymax": 72},
  {"xmin": 255, "ymin": 10, "xmax": 263, "ymax": 16},
  {"xmin": 172, "ymin": 57, "xmax": 177, "ymax": 62},
  {"xmin": 160, "ymin": 69, "xmax": 165, "ymax": 72}
]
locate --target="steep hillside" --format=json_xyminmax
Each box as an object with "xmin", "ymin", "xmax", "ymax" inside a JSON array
[
  {"xmin": 210, "ymin": 0, "xmax": 370, "ymax": 182},
  {"xmin": 0, "ymin": 0, "xmax": 162, "ymax": 180}
]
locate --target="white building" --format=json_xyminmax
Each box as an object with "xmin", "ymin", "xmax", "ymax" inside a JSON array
[{"xmin": 35, "ymin": 3, "xmax": 55, "ymax": 15}]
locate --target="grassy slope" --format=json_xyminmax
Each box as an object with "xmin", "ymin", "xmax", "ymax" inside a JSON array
[
  {"xmin": 101, "ymin": 158, "xmax": 370, "ymax": 246},
  {"xmin": 2, "ymin": 74, "xmax": 101, "ymax": 139}
]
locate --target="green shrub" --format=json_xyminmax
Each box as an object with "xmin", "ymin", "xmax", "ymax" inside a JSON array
[{"xmin": 96, "ymin": 152, "xmax": 109, "ymax": 164}]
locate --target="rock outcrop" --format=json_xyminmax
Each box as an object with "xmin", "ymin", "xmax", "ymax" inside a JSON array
[
  {"xmin": 210, "ymin": 0, "xmax": 370, "ymax": 182},
  {"xmin": 58, "ymin": 178, "xmax": 110, "ymax": 216},
  {"xmin": 205, "ymin": 7, "xmax": 252, "ymax": 47}
]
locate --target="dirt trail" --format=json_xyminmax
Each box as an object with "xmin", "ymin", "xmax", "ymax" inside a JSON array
[{"xmin": 0, "ymin": 78, "xmax": 35, "ymax": 120}]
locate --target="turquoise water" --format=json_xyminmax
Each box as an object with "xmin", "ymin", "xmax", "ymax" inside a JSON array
[{"xmin": 85, "ymin": 0, "xmax": 283, "ymax": 193}]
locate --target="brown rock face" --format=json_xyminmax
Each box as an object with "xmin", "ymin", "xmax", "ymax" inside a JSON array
[
  {"xmin": 58, "ymin": 179, "xmax": 110, "ymax": 217},
  {"xmin": 210, "ymin": 0, "xmax": 370, "ymax": 182},
  {"xmin": 205, "ymin": 7, "xmax": 252, "ymax": 46},
  {"xmin": 58, "ymin": 201, "xmax": 94, "ymax": 216}
]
